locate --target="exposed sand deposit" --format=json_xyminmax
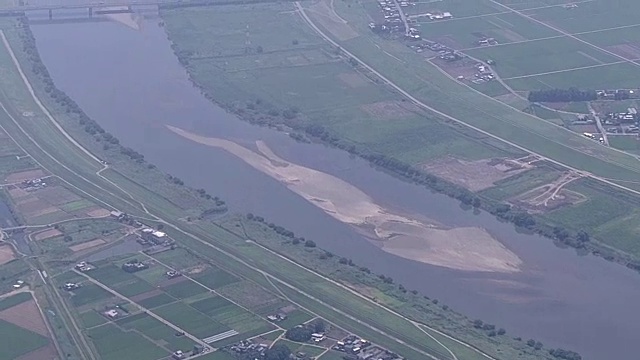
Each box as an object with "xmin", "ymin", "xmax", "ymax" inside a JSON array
[
  {"xmin": 101, "ymin": 7, "xmax": 141, "ymax": 30},
  {"xmin": 167, "ymin": 126, "xmax": 522, "ymax": 273}
]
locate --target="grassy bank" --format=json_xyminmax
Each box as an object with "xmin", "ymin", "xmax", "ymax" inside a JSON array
[
  {"xmin": 0, "ymin": 15, "xmax": 565, "ymax": 360},
  {"xmin": 159, "ymin": 2, "xmax": 640, "ymax": 272}
]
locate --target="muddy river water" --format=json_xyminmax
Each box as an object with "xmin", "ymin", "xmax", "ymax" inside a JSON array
[{"xmin": 28, "ymin": 14, "xmax": 639, "ymax": 359}]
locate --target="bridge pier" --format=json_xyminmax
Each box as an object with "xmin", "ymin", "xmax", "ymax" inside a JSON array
[
  {"xmin": 48, "ymin": 9, "xmax": 52, "ymax": 20},
  {"xmin": 88, "ymin": 7, "xmax": 92, "ymax": 18}
]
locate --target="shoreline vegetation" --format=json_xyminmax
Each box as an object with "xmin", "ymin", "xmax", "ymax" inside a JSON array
[
  {"xmin": 157, "ymin": 2, "xmax": 640, "ymax": 275},
  {"xmin": 6, "ymin": 14, "xmax": 581, "ymax": 359}
]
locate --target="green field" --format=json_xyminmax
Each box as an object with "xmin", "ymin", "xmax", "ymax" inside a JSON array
[
  {"xmin": 137, "ymin": 293, "xmax": 177, "ymax": 309},
  {"xmin": 277, "ymin": 309, "xmax": 314, "ymax": 329},
  {"xmin": 162, "ymin": 279, "xmax": 209, "ymax": 299},
  {"xmin": 191, "ymin": 267, "xmax": 239, "ymax": 289},
  {"xmin": 116, "ymin": 313, "xmax": 196, "ymax": 352},
  {"xmin": 113, "ymin": 278, "xmax": 156, "ymax": 297},
  {"xmin": 0, "ymin": 291, "xmax": 31, "ymax": 310},
  {"xmin": 465, "ymin": 36, "xmax": 618, "ymax": 79},
  {"xmin": 79, "ymin": 310, "xmax": 108, "ymax": 328},
  {"xmin": 86, "ymin": 323, "xmax": 168, "ymax": 360},
  {"xmin": 161, "ymin": 3, "xmax": 518, "ymax": 166},
  {"xmin": 154, "ymin": 302, "xmax": 230, "ymax": 338},
  {"xmin": 0, "ymin": 319, "xmax": 49, "ymax": 359},
  {"xmin": 0, "ymin": 154, "xmax": 37, "ymax": 179},
  {"xmin": 69, "ymin": 283, "xmax": 113, "ymax": 307},
  {"xmin": 609, "ymin": 135, "xmax": 640, "ymax": 154},
  {"xmin": 416, "ymin": 12, "xmax": 556, "ymax": 48},
  {"xmin": 0, "ymin": 12, "xmax": 579, "ymax": 360}
]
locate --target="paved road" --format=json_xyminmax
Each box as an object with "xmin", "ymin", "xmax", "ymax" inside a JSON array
[
  {"xmin": 389, "ymin": 0, "xmax": 409, "ymax": 36},
  {"xmin": 294, "ymin": 1, "xmax": 640, "ymax": 199},
  {"xmin": 589, "ymin": 103, "xmax": 609, "ymax": 146}
]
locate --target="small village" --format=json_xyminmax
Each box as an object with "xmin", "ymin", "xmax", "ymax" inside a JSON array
[{"xmin": 368, "ymin": 2, "xmax": 498, "ymax": 87}]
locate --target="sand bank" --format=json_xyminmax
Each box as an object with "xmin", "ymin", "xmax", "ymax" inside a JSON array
[
  {"xmin": 102, "ymin": 7, "xmax": 141, "ymax": 30},
  {"xmin": 167, "ymin": 125, "xmax": 522, "ymax": 273}
]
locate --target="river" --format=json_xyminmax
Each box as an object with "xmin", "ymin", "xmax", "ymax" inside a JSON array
[{"xmin": 28, "ymin": 13, "xmax": 639, "ymax": 359}]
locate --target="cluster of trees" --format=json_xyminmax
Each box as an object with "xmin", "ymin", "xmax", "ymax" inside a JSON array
[
  {"xmin": 285, "ymin": 320, "xmax": 326, "ymax": 342},
  {"xmin": 549, "ymin": 348, "xmax": 582, "ymax": 360},
  {"xmin": 527, "ymin": 88, "xmax": 597, "ymax": 103},
  {"xmin": 526, "ymin": 339, "xmax": 544, "ymax": 350},
  {"xmin": 472, "ymin": 320, "xmax": 506, "ymax": 337}
]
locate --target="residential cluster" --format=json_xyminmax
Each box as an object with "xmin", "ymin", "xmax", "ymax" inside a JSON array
[
  {"xmin": 121, "ymin": 259, "xmax": 149, "ymax": 273},
  {"xmin": 74, "ymin": 261, "xmax": 94, "ymax": 272},
  {"xmin": 226, "ymin": 341, "xmax": 271, "ymax": 359},
  {"xmin": 20, "ymin": 177, "xmax": 47, "ymax": 192},
  {"xmin": 62, "ymin": 282, "xmax": 80, "ymax": 291},
  {"xmin": 333, "ymin": 335, "xmax": 402, "ymax": 360},
  {"xmin": 137, "ymin": 227, "xmax": 174, "ymax": 247},
  {"xmin": 596, "ymin": 89, "xmax": 639, "ymax": 100},
  {"xmin": 470, "ymin": 62, "xmax": 495, "ymax": 84}
]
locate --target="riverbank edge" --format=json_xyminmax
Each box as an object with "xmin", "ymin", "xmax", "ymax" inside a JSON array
[
  {"xmin": 11, "ymin": 15, "xmax": 572, "ymax": 359},
  {"xmin": 157, "ymin": 3, "xmax": 640, "ymax": 276}
]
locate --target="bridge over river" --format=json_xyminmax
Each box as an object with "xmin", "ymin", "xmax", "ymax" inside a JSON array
[{"xmin": 0, "ymin": 0, "xmax": 207, "ymax": 19}]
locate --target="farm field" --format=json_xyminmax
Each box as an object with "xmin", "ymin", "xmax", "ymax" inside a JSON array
[
  {"xmin": 0, "ymin": 292, "xmax": 55, "ymax": 359},
  {"xmin": 0, "ymin": 8, "xmax": 624, "ymax": 360},
  {"xmin": 161, "ymin": 2, "xmax": 521, "ymax": 167}
]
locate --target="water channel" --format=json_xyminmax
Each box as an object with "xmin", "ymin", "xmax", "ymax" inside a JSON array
[{"xmin": 28, "ymin": 13, "xmax": 639, "ymax": 359}]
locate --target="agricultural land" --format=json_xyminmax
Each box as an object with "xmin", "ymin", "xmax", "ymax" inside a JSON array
[
  {"xmin": 0, "ymin": 11, "xmax": 567, "ymax": 360},
  {"xmin": 160, "ymin": 0, "xmax": 640, "ymax": 272}
]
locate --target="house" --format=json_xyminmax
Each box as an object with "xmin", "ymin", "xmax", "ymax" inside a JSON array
[
  {"xmin": 75, "ymin": 261, "xmax": 93, "ymax": 272},
  {"xmin": 63, "ymin": 282, "xmax": 80, "ymax": 291},
  {"xmin": 166, "ymin": 270, "xmax": 180, "ymax": 279},
  {"xmin": 109, "ymin": 210, "xmax": 123, "ymax": 219},
  {"xmin": 104, "ymin": 309, "xmax": 118, "ymax": 318},
  {"xmin": 122, "ymin": 259, "xmax": 149, "ymax": 273}
]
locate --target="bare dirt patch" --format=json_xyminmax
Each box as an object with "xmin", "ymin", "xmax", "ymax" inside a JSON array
[
  {"xmin": 360, "ymin": 100, "xmax": 419, "ymax": 119},
  {"xmin": 423, "ymin": 157, "xmax": 532, "ymax": 191},
  {"xmin": 0, "ymin": 245, "xmax": 16, "ymax": 265},
  {"xmin": 17, "ymin": 344, "xmax": 56, "ymax": 360},
  {"xmin": 187, "ymin": 265, "xmax": 207, "ymax": 274},
  {"xmin": 33, "ymin": 229, "xmax": 62, "ymax": 241},
  {"xmin": 307, "ymin": 0, "xmax": 358, "ymax": 41},
  {"xmin": 130, "ymin": 289, "xmax": 163, "ymax": 302},
  {"xmin": 5, "ymin": 169, "xmax": 45, "ymax": 183},
  {"xmin": 492, "ymin": 28, "xmax": 527, "ymax": 43},
  {"xmin": 0, "ymin": 299, "xmax": 49, "ymax": 336},
  {"xmin": 338, "ymin": 72, "xmax": 368, "ymax": 88},
  {"xmin": 607, "ymin": 44, "xmax": 640, "ymax": 60},
  {"xmin": 85, "ymin": 207, "xmax": 110, "ymax": 218},
  {"xmin": 69, "ymin": 238, "xmax": 107, "ymax": 252},
  {"xmin": 511, "ymin": 172, "xmax": 585, "ymax": 213}
]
